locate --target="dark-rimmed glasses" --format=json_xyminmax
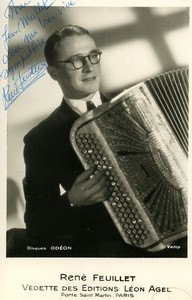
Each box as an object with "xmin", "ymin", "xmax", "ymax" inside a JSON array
[{"xmin": 54, "ymin": 49, "xmax": 102, "ymax": 70}]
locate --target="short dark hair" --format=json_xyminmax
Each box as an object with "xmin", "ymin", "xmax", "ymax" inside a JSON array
[{"xmin": 44, "ymin": 25, "xmax": 90, "ymax": 66}]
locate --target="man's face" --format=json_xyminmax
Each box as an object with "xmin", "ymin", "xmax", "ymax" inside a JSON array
[{"xmin": 49, "ymin": 35, "xmax": 101, "ymax": 99}]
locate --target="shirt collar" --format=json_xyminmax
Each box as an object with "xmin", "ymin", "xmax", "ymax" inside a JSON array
[{"xmin": 64, "ymin": 91, "xmax": 102, "ymax": 115}]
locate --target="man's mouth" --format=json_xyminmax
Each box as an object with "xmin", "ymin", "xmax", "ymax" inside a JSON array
[{"xmin": 82, "ymin": 76, "xmax": 96, "ymax": 82}]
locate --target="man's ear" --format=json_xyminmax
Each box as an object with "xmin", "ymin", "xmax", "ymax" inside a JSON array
[{"xmin": 47, "ymin": 66, "xmax": 58, "ymax": 81}]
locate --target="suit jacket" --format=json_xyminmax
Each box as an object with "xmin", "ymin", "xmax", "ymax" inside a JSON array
[{"xmin": 23, "ymin": 96, "xmax": 121, "ymax": 243}]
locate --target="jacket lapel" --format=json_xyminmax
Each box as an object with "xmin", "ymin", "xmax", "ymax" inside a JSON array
[{"xmin": 58, "ymin": 92, "xmax": 111, "ymax": 125}]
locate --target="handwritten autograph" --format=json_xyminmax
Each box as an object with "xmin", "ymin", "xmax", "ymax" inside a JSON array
[
  {"xmin": 1, "ymin": 0, "xmax": 75, "ymax": 110},
  {"xmin": 2, "ymin": 60, "xmax": 47, "ymax": 110},
  {"xmin": 4, "ymin": 0, "xmax": 57, "ymax": 19}
]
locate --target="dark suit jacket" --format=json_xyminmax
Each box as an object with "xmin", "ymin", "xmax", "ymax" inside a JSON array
[{"xmin": 23, "ymin": 97, "xmax": 121, "ymax": 244}]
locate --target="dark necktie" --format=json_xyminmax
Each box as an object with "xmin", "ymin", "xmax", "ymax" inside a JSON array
[{"xmin": 86, "ymin": 101, "xmax": 96, "ymax": 111}]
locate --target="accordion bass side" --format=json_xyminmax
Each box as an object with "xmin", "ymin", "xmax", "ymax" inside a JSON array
[{"xmin": 70, "ymin": 68, "xmax": 188, "ymax": 252}]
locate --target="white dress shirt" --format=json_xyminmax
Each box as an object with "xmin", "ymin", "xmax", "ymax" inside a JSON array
[{"xmin": 64, "ymin": 91, "xmax": 102, "ymax": 115}]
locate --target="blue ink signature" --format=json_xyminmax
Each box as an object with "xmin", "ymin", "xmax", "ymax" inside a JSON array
[
  {"xmin": 2, "ymin": 0, "xmax": 56, "ymax": 58},
  {"xmin": 20, "ymin": 38, "xmax": 46, "ymax": 69},
  {"xmin": 1, "ymin": 0, "xmax": 76, "ymax": 110},
  {"xmin": 4, "ymin": 0, "xmax": 32, "ymax": 19},
  {"xmin": 2, "ymin": 60, "xmax": 47, "ymax": 110},
  {"xmin": 17, "ymin": 1, "xmax": 58, "ymax": 31},
  {"xmin": 2, "ymin": 24, "xmax": 20, "ymax": 52},
  {"xmin": 4, "ymin": 0, "xmax": 57, "ymax": 20},
  {"xmin": 0, "ymin": 38, "xmax": 46, "ymax": 83},
  {"xmin": 37, "ymin": 0, "xmax": 57, "ymax": 10},
  {"xmin": 58, "ymin": 1, "xmax": 75, "ymax": 15}
]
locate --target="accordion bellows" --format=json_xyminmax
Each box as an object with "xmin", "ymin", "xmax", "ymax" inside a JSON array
[{"xmin": 70, "ymin": 68, "xmax": 188, "ymax": 252}]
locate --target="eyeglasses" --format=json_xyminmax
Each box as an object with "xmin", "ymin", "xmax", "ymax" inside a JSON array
[{"xmin": 54, "ymin": 49, "xmax": 102, "ymax": 70}]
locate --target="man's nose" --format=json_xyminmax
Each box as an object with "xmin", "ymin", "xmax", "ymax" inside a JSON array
[{"xmin": 83, "ymin": 57, "xmax": 94, "ymax": 72}]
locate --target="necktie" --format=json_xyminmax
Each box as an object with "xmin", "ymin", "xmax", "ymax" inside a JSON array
[{"xmin": 86, "ymin": 101, "xmax": 96, "ymax": 111}]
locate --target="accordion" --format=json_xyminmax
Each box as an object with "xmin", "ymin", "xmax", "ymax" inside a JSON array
[{"xmin": 70, "ymin": 68, "xmax": 188, "ymax": 252}]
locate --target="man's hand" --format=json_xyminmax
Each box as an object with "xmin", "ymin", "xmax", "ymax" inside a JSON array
[{"xmin": 68, "ymin": 167, "xmax": 108, "ymax": 207}]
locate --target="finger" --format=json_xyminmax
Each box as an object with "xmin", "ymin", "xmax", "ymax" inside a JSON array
[
  {"xmin": 76, "ymin": 167, "xmax": 95, "ymax": 183},
  {"xmin": 85, "ymin": 176, "xmax": 107, "ymax": 195},
  {"xmin": 82, "ymin": 171, "xmax": 106, "ymax": 190},
  {"xmin": 83, "ymin": 192, "xmax": 107, "ymax": 205},
  {"xmin": 77, "ymin": 179, "xmax": 105, "ymax": 195},
  {"xmin": 86, "ymin": 180, "xmax": 109, "ymax": 199},
  {"xmin": 89, "ymin": 186, "xmax": 109, "ymax": 203}
]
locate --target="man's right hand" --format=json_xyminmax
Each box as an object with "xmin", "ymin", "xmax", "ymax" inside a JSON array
[{"xmin": 68, "ymin": 167, "xmax": 109, "ymax": 207}]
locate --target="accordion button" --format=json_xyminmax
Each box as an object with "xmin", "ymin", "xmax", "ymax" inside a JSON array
[
  {"xmin": 97, "ymin": 165, "xmax": 102, "ymax": 170},
  {"xmin": 105, "ymin": 170, "xmax": 111, "ymax": 176},
  {"xmin": 132, "ymin": 240, "xmax": 138, "ymax": 245},
  {"xmin": 94, "ymin": 149, "xmax": 99, "ymax": 155},
  {"xmin": 114, "ymin": 207, "xmax": 119, "ymax": 213},
  {"xmin": 96, "ymin": 154, "xmax": 101, "ymax": 160},
  {"xmin": 76, "ymin": 138, "xmax": 81, "ymax": 144},
  {"xmin": 129, "ymin": 213, "xmax": 134, "ymax": 219},
  {"xmin": 138, "ymin": 240, "xmax": 144, "ymax": 245},
  {"xmin": 82, "ymin": 138, "xmax": 87, "ymax": 143},
  {"xmin": 108, "ymin": 186, "xmax": 114, "ymax": 192}
]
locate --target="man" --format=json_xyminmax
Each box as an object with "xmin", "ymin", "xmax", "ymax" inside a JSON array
[
  {"xmin": 22, "ymin": 25, "xmax": 126, "ymax": 257},
  {"xmin": 21, "ymin": 25, "xmax": 186, "ymax": 258}
]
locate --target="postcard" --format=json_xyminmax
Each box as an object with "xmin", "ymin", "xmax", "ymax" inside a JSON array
[{"xmin": 0, "ymin": 0, "xmax": 191, "ymax": 299}]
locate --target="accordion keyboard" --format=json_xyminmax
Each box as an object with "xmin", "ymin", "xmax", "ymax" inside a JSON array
[{"xmin": 76, "ymin": 132, "xmax": 150, "ymax": 247}]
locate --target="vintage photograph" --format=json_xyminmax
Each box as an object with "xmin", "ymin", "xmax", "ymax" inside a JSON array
[{"xmin": 5, "ymin": 6, "xmax": 189, "ymax": 258}]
